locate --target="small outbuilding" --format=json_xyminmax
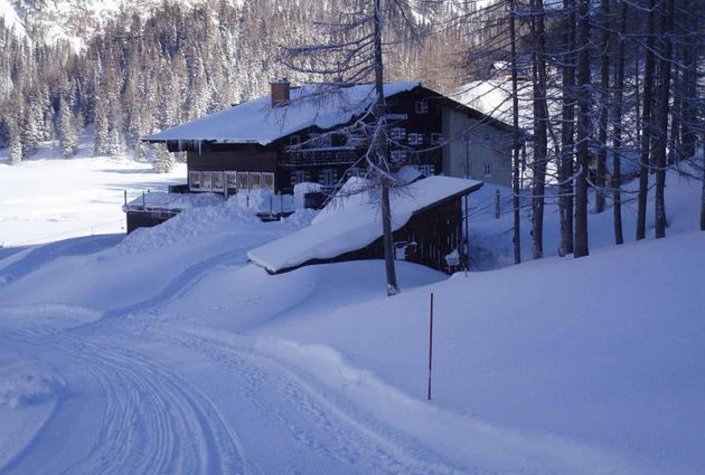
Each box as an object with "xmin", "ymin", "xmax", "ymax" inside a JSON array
[{"xmin": 247, "ymin": 175, "xmax": 483, "ymax": 274}]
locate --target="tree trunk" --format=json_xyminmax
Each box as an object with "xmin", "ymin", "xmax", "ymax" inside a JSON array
[
  {"xmin": 559, "ymin": 0, "xmax": 576, "ymax": 255},
  {"xmin": 574, "ymin": 0, "xmax": 591, "ymax": 258},
  {"xmin": 594, "ymin": 0, "xmax": 610, "ymax": 214},
  {"xmin": 654, "ymin": 0, "xmax": 673, "ymax": 239},
  {"xmin": 531, "ymin": 0, "xmax": 548, "ymax": 260},
  {"xmin": 373, "ymin": 0, "xmax": 398, "ymax": 296},
  {"xmin": 510, "ymin": 0, "xmax": 522, "ymax": 264},
  {"xmin": 612, "ymin": 0, "xmax": 626, "ymax": 245},
  {"xmin": 636, "ymin": 0, "xmax": 656, "ymax": 241}
]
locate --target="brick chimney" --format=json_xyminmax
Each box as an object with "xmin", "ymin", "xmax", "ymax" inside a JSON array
[{"xmin": 270, "ymin": 78, "xmax": 291, "ymax": 107}]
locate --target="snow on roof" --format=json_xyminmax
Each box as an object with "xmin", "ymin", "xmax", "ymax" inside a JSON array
[
  {"xmin": 145, "ymin": 82, "xmax": 421, "ymax": 146},
  {"xmin": 247, "ymin": 175, "xmax": 482, "ymax": 274}
]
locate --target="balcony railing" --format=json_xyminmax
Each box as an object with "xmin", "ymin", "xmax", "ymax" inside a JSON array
[{"xmin": 282, "ymin": 147, "xmax": 358, "ymax": 166}]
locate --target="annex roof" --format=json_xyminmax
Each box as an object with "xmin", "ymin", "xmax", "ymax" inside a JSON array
[
  {"xmin": 144, "ymin": 82, "xmax": 420, "ymax": 146},
  {"xmin": 247, "ymin": 175, "xmax": 483, "ymax": 274}
]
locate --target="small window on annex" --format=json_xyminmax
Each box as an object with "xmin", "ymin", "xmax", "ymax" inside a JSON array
[
  {"xmin": 484, "ymin": 163, "xmax": 493, "ymax": 176},
  {"xmin": 237, "ymin": 171, "xmax": 249, "ymax": 191},
  {"xmin": 225, "ymin": 171, "xmax": 238, "ymax": 190},
  {"xmin": 419, "ymin": 164, "xmax": 435, "ymax": 176},
  {"xmin": 189, "ymin": 171, "xmax": 201, "ymax": 191},
  {"xmin": 212, "ymin": 171, "xmax": 224, "ymax": 191},
  {"xmin": 250, "ymin": 172, "xmax": 262, "ymax": 189},
  {"xmin": 201, "ymin": 171, "xmax": 213, "ymax": 190}
]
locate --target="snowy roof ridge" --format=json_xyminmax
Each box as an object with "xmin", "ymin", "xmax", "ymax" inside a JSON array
[
  {"xmin": 247, "ymin": 175, "xmax": 482, "ymax": 274},
  {"xmin": 144, "ymin": 82, "xmax": 421, "ymax": 146}
]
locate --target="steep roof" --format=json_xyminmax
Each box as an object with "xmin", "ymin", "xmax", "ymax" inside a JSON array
[
  {"xmin": 144, "ymin": 82, "xmax": 420, "ymax": 146},
  {"xmin": 247, "ymin": 175, "xmax": 483, "ymax": 274},
  {"xmin": 144, "ymin": 81, "xmax": 518, "ymax": 146}
]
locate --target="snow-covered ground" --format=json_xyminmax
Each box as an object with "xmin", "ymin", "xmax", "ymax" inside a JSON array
[
  {"xmin": 0, "ymin": 141, "xmax": 186, "ymax": 247},
  {"xmin": 0, "ymin": 150, "xmax": 703, "ymax": 474}
]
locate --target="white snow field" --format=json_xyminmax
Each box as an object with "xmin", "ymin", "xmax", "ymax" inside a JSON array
[{"xmin": 0, "ymin": 152, "xmax": 704, "ymax": 474}]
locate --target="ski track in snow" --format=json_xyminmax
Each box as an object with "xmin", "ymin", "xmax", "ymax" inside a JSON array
[
  {"xmin": 100, "ymin": 246, "xmax": 249, "ymax": 322},
  {"xmin": 0, "ymin": 310, "xmax": 465, "ymax": 474},
  {"xmin": 146, "ymin": 327, "xmax": 465, "ymax": 475},
  {"xmin": 0, "ymin": 320, "xmax": 247, "ymax": 475}
]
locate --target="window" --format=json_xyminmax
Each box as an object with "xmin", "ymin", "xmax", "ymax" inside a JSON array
[
  {"xmin": 415, "ymin": 100, "xmax": 429, "ymax": 114},
  {"xmin": 237, "ymin": 171, "xmax": 249, "ymax": 190},
  {"xmin": 262, "ymin": 172, "xmax": 275, "ymax": 191},
  {"xmin": 249, "ymin": 172, "xmax": 262, "ymax": 190},
  {"xmin": 484, "ymin": 163, "xmax": 493, "ymax": 176},
  {"xmin": 431, "ymin": 133, "xmax": 444, "ymax": 144},
  {"xmin": 390, "ymin": 150, "xmax": 408, "ymax": 163},
  {"xmin": 212, "ymin": 171, "xmax": 224, "ymax": 191},
  {"xmin": 390, "ymin": 127, "xmax": 406, "ymax": 140},
  {"xmin": 189, "ymin": 171, "xmax": 201, "ymax": 191},
  {"xmin": 419, "ymin": 164, "xmax": 435, "ymax": 176},
  {"xmin": 289, "ymin": 135, "xmax": 301, "ymax": 146},
  {"xmin": 319, "ymin": 169, "xmax": 337, "ymax": 187},
  {"xmin": 201, "ymin": 171, "xmax": 213, "ymax": 191},
  {"xmin": 408, "ymin": 133, "xmax": 424, "ymax": 145},
  {"xmin": 225, "ymin": 171, "xmax": 238, "ymax": 190},
  {"xmin": 291, "ymin": 170, "xmax": 307, "ymax": 185}
]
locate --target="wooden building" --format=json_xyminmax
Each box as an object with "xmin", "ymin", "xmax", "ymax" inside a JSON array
[
  {"xmin": 143, "ymin": 81, "xmax": 517, "ymax": 194},
  {"xmin": 247, "ymin": 175, "xmax": 483, "ymax": 275}
]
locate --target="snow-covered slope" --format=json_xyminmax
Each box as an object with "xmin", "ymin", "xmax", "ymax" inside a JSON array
[{"xmin": 0, "ymin": 155, "xmax": 703, "ymax": 474}]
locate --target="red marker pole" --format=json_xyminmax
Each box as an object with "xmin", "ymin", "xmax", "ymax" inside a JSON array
[{"xmin": 427, "ymin": 292, "xmax": 434, "ymax": 401}]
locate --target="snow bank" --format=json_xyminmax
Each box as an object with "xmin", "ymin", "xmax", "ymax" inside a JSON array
[{"xmin": 0, "ymin": 365, "xmax": 64, "ymax": 410}]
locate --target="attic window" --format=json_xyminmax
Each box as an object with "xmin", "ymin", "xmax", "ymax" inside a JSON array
[
  {"xmin": 290, "ymin": 135, "xmax": 301, "ymax": 146},
  {"xmin": 415, "ymin": 100, "xmax": 429, "ymax": 114}
]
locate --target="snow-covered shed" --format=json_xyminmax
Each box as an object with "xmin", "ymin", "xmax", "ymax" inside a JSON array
[
  {"xmin": 247, "ymin": 175, "xmax": 483, "ymax": 274},
  {"xmin": 143, "ymin": 81, "xmax": 516, "ymax": 195}
]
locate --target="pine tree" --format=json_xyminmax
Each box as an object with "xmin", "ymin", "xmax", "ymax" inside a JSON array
[{"xmin": 152, "ymin": 143, "xmax": 174, "ymax": 173}]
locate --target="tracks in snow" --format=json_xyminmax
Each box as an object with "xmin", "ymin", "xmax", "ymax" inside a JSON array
[{"xmin": 0, "ymin": 321, "xmax": 248, "ymax": 475}]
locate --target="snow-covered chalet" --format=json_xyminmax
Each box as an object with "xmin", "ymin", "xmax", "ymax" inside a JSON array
[{"xmin": 143, "ymin": 80, "xmax": 519, "ymax": 195}]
